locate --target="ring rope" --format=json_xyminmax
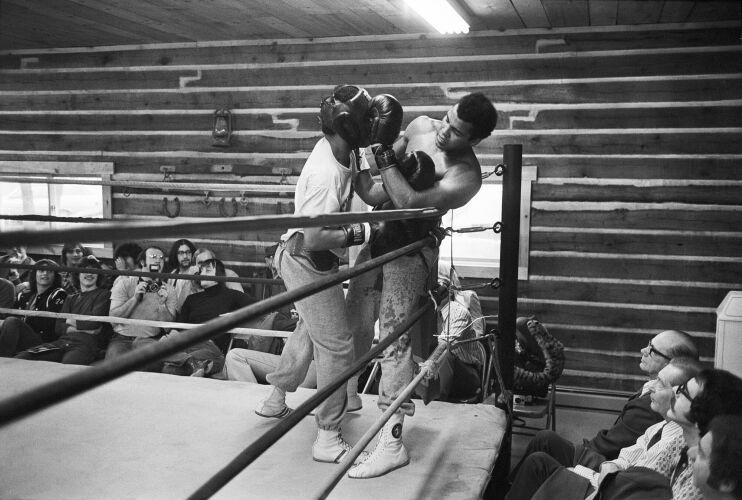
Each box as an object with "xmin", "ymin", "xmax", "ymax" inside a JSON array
[
  {"xmin": 0, "ymin": 207, "xmax": 445, "ymax": 247},
  {"xmin": 187, "ymin": 299, "xmax": 436, "ymax": 500},
  {"xmin": 0, "ymin": 236, "xmax": 435, "ymax": 429},
  {"xmin": 314, "ymin": 340, "xmax": 450, "ymax": 500},
  {"xmin": 0, "ymin": 262, "xmax": 282, "ymax": 286},
  {"xmin": 0, "ymin": 307, "xmax": 290, "ymax": 339}
]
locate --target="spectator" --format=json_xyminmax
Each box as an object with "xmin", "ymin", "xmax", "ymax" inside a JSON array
[
  {"xmin": 0, "ymin": 277, "xmax": 15, "ymax": 312},
  {"xmin": 161, "ymin": 258, "xmax": 254, "ymax": 377},
  {"xmin": 105, "ymin": 246, "xmax": 176, "ymax": 369},
  {"xmin": 173, "ymin": 247, "xmax": 243, "ymax": 311},
  {"xmin": 0, "ymin": 259, "xmax": 67, "ymax": 356},
  {"xmin": 113, "ymin": 242, "xmax": 143, "ymax": 273},
  {"xmin": 415, "ymin": 263, "xmax": 486, "ymax": 403},
  {"xmin": 16, "ymin": 255, "xmax": 111, "ymax": 365},
  {"xmin": 1, "ymin": 246, "xmax": 35, "ymax": 295},
  {"xmin": 661, "ymin": 369, "xmax": 742, "ymax": 499},
  {"xmin": 59, "ymin": 242, "xmax": 90, "ymax": 293},
  {"xmin": 507, "ymin": 356, "xmax": 702, "ymax": 499},
  {"xmin": 691, "ymin": 415, "xmax": 742, "ymax": 500},
  {"xmin": 224, "ymin": 346, "xmax": 317, "ymax": 387},
  {"xmin": 166, "ymin": 239, "xmax": 196, "ymax": 276},
  {"xmin": 512, "ymin": 329, "xmax": 699, "ymax": 477}
]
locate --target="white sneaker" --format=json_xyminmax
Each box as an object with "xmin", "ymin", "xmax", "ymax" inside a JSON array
[
  {"xmin": 255, "ymin": 387, "xmax": 292, "ymax": 419},
  {"xmin": 348, "ymin": 412, "xmax": 410, "ymax": 478},
  {"xmin": 312, "ymin": 429, "xmax": 369, "ymax": 464}
]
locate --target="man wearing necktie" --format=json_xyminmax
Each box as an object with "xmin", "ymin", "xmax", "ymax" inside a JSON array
[
  {"xmin": 505, "ymin": 356, "xmax": 701, "ymax": 500},
  {"xmin": 510, "ymin": 329, "xmax": 699, "ymax": 483}
]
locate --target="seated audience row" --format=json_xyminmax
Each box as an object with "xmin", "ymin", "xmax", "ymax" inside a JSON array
[{"xmin": 0, "ymin": 241, "xmax": 260, "ymax": 375}]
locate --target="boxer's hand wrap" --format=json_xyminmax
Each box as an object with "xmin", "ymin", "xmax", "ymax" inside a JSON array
[
  {"xmin": 342, "ymin": 222, "xmax": 373, "ymax": 247},
  {"xmin": 358, "ymin": 149, "xmax": 372, "ymax": 171},
  {"xmin": 375, "ymin": 147, "xmax": 398, "ymax": 172}
]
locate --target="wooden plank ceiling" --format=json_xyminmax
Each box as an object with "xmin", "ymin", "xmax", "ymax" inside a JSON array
[{"xmin": 1, "ymin": 0, "xmax": 739, "ymax": 51}]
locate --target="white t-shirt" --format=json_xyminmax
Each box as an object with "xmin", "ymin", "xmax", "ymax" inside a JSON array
[{"xmin": 282, "ymin": 138, "xmax": 356, "ymax": 254}]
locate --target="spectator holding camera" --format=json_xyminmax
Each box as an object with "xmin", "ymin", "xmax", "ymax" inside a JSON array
[{"xmin": 105, "ymin": 246, "xmax": 176, "ymax": 367}]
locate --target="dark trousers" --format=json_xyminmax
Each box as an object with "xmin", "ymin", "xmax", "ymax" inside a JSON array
[
  {"xmin": 0, "ymin": 317, "xmax": 43, "ymax": 357},
  {"xmin": 15, "ymin": 332, "xmax": 99, "ymax": 365},
  {"xmin": 505, "ymin": 452, "xmax": 563, "ymax": 500},
  {"xmin": 510, "ymin": 430, "xmax": 576, "ymax": 482}
]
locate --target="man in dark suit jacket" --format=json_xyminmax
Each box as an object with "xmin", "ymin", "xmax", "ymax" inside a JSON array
[{"xmin": 511, "ymin": 329, "xmax": 699, "ymax": 477}]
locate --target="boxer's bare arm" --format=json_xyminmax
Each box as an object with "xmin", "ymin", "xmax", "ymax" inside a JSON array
[
  {"xmin": 303, "ymin": 226, "xmax": 346, "ymax": 251},
  {"xmin": 352, "ymin": 154, "xmax": 388, "ymax": 206},
  {"xmin": 380, "ymin": 162, "xmax": 481, "ymax": 210},
  {"xmin": 381, "ymin": 118, "xmax": 482, "ymax": 209}
]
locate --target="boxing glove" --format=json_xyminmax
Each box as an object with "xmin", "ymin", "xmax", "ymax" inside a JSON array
[
  {"xmin": 368, "ymin": 94, "xmax": 403, "ymax": 146},
  {"xmin": 397, "ymin": 150, "xmax": 436, "ymax": 191}
]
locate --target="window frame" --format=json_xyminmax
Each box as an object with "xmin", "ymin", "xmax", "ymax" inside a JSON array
[
  {"xmin": 439, "ymin": 165, "xmax": 536, "ymax": 280},
  {"xmin": 0, "ymin": 161, "xmax": 114, "ymax": 258}
]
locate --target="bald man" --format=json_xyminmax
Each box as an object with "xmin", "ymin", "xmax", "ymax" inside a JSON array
[{"xmin": 511, "ymin": 329, "xmax": 699, "ymax": 478}]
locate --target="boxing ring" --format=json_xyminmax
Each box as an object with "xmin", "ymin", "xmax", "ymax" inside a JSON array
[{"xmin": 0, "ymin": 144, "xmax": 523, "ymax": 499}]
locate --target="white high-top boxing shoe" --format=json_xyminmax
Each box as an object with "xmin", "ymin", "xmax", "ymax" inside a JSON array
[
  {"xmin": 347, "ymin": 374, "xmax": 363, "ymax": 412},
  {"xmin": 348, "ymin": 412, "xmax": 410, "ymax": 478},
  {"xmin": 313, "ymin": 429, "xmax": 369, "ymax": 464},
  {"xmin": 255, "ymin": 386, "xmax": 291, "ymax": 419}
]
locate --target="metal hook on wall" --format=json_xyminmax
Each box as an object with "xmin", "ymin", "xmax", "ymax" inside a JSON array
[{"xmin": 239, "ymin": 192, "xmax": 250, "ymax": 210}]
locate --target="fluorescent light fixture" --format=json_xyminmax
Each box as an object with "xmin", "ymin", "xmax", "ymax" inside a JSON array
[{"xmin": 405, "ymin": 0, "xmax": 469, "ymax": 34}]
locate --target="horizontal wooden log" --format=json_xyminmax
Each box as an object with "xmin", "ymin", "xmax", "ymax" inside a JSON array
[
  {"xmin": 124, "ymin": 229, "xmax": 286, "ymax": 248},
  {"xmin": 532, "ymin": 182, "xmax": 742, "ymax": 205},
  {"xmin": 479, "ymin": 277, "xmax": 735, "ymax": 309},
  {"xmin": 112, "ymin": 194, "xmax": 295, "ymax": 218},
  {"xmin": 545, "ymin": 325, "xmax": 715, "ymax": 357},
  {"xmin": 527, "ymin": 156, "xmax": 742, "ymax": 180},
  {"xmin": 1, "ymin": 49, "xmax": 739, "ymax": 91},
  {"xmin": 2, "ymin": 25, "xmax": 737, "ymax": 69},
  {"xmin": 531, "ymin": 206, "xmax": 742, "ymax": 232},
  {"xmin": 1, "ymin": 75, "xmax": 739, "ymax": 111},
  {"xmin": 0, "ymin": 68, "xmax": 195, "ymax": 91},
  {"xmin": 528, "ymin": 254, "xmax": 742, "ymax": 284},
  {"xmin": 528, "ymin": 229, "xmax": 742, "ymax": 258},
  {"xmin": 2, "ymin": 152, "xmax": 739, "ymax": 182},
  {"xmin": 0, "ymin": 151, "xmax": 309, "ymax": 176},
  {"xmin": 558, "ymin": 372, "xmax": 647, "ymax": 393},
  {"xmin": 494, "ymin": 297, "xmax": 716, "ymax": 333},
  {"xmin": 1, "ymin": 130, "xmax": 740, "ymax": 155},
  {"xmin": 3, "ymin": 103, "xmax": 740, "ymax": 132}
]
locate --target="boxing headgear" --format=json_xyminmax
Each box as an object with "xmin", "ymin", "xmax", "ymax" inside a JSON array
[{"xmin": 319, "ymin": 85, "xmax": 372, "ymax": 148}]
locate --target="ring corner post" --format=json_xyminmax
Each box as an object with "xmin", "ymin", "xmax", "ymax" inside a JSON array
[{"xmin": 488, "ymin": 143, "xmax": 522, "ymax": 499}]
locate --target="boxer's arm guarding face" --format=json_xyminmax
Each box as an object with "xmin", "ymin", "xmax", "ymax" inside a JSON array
[{"xmin": 381, "ymin": 119, "xmax": 481, "ymax": 210}]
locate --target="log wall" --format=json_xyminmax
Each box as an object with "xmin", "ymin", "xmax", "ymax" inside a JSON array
[{"xmin": 1, "ymin": 21, "xmax": 740, "ymax": 392}]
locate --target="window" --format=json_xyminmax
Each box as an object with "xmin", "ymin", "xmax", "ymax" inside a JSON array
[
  {"xmin": 0, "ymin": 162, "xmax": 113, "ymax": 253},
  {"xmin": 440, "ymin": 165, "xmax": 536, "ymax": 279}
]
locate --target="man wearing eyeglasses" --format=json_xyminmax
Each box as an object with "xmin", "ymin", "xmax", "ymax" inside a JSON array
[
  {"xmin": 506, "ymin": 356, "xmax": 702, "ymax": 499},
  {"xmin": 654, "ymin": 368, "xmax": 742, "ymax": 500},
  {"xmin": 511, "ymin": 329, "xmax": 699, "ymax": 485},
  {"xmin": 105, "ymin": 246, "xmax": 177, "ymax": 366}
]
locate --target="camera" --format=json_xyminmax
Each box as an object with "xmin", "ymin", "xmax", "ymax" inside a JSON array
[{"xmin": 138, "ymin": 264, "xmax": 162, "ymax": 293}]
